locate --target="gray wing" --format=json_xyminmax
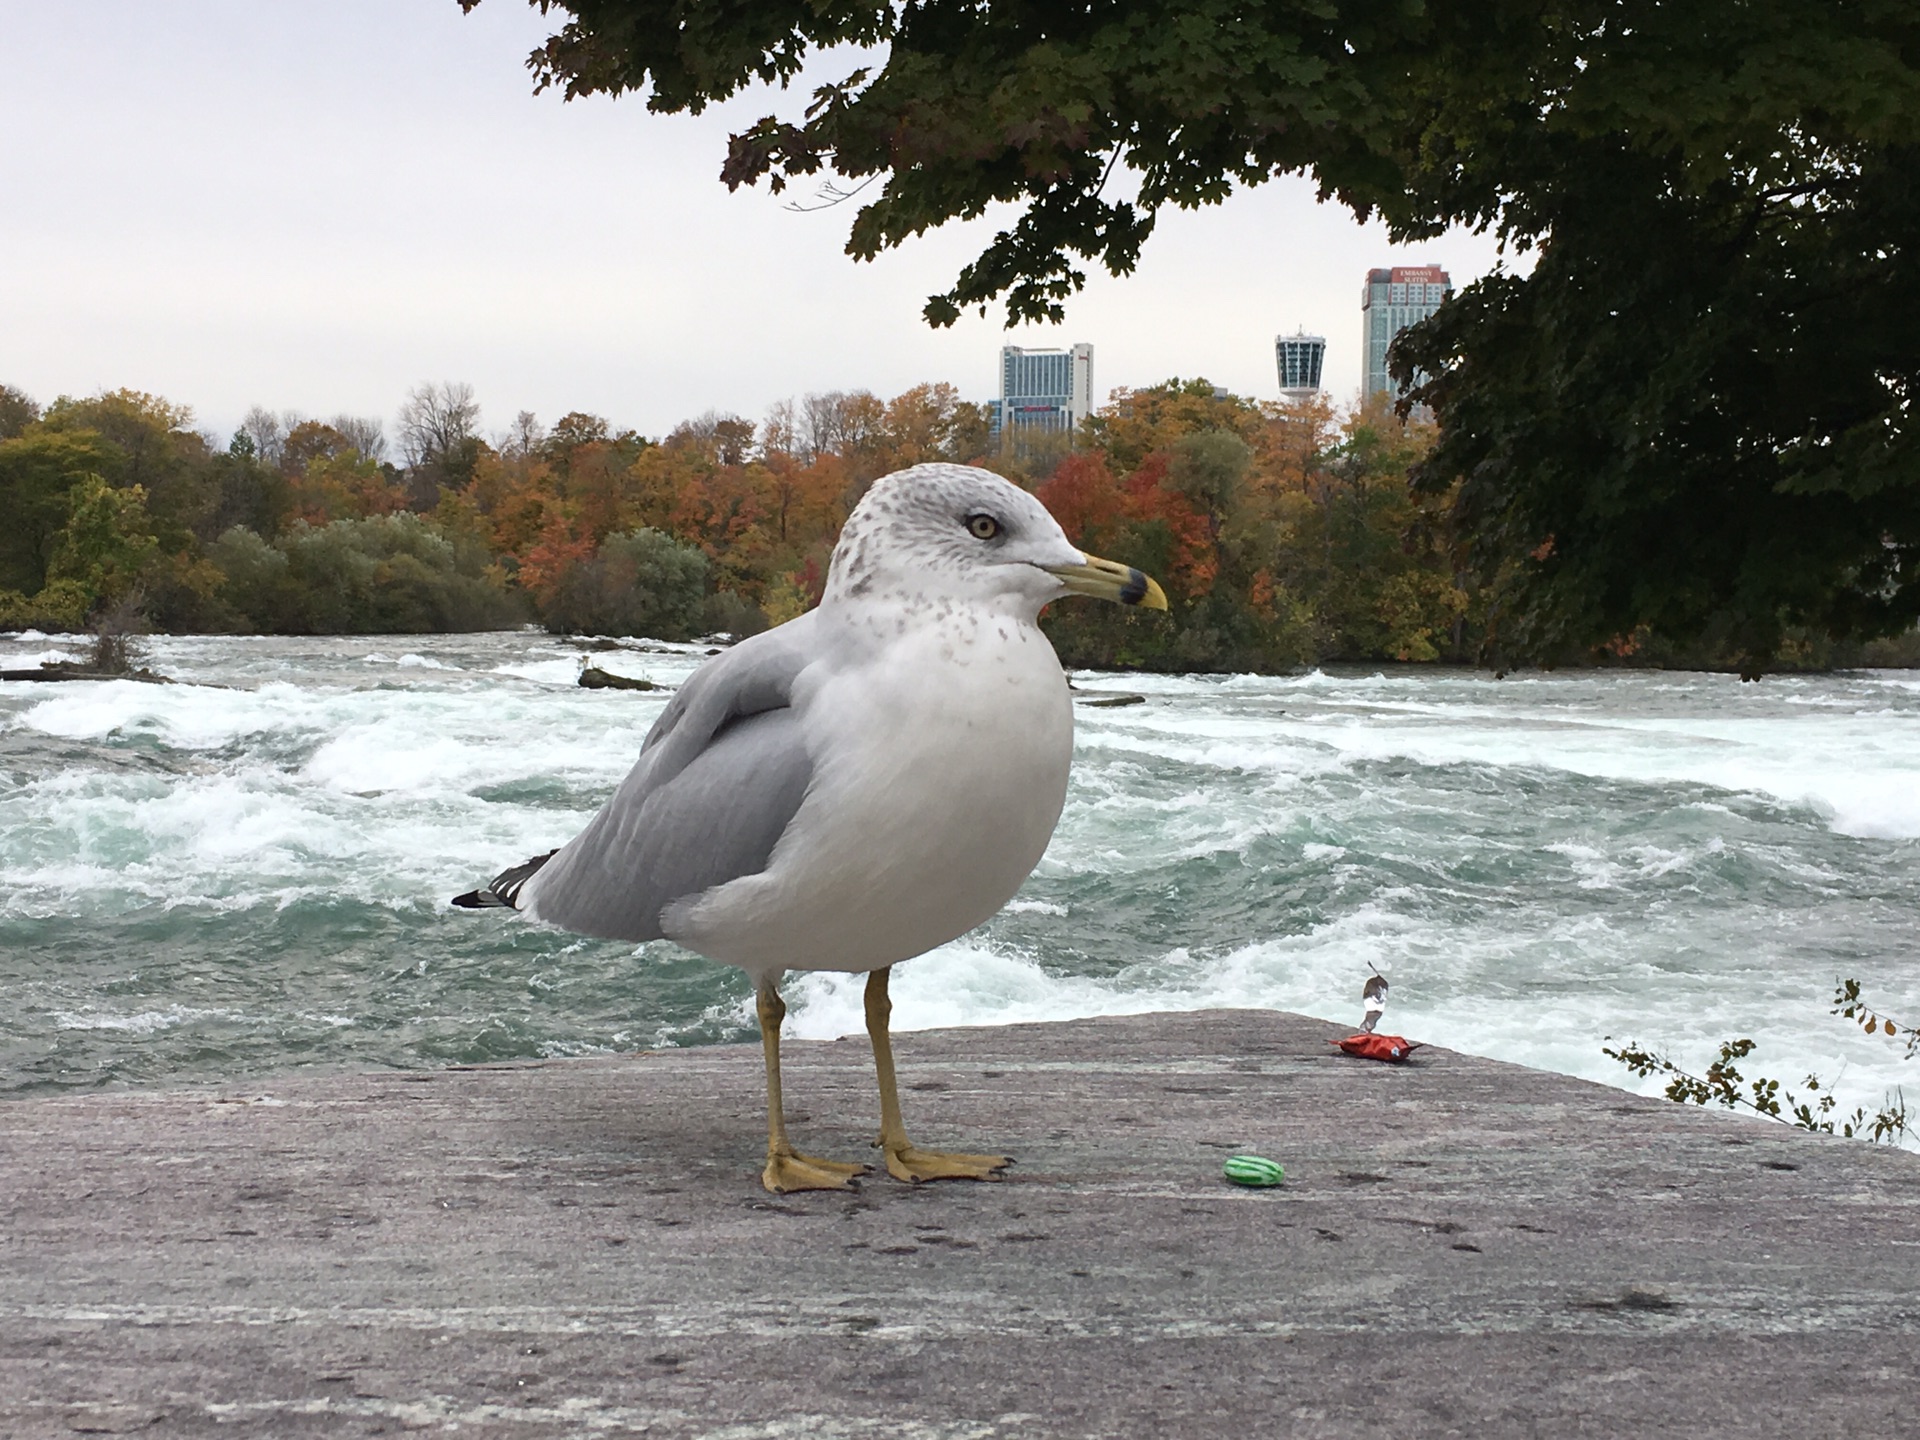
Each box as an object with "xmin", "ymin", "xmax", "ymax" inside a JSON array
[{"xmin": 517, "ymin": 621, "xmax": 817, "ymax": 942}]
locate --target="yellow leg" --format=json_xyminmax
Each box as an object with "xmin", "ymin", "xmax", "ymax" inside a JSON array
[
  {"xmin": 866, "ymin": 967, "xmax": 1011, "ymax": 1183},
  {"xmin": 758, "ymin": 982, "xmax": 867, "ymax": 1194}
]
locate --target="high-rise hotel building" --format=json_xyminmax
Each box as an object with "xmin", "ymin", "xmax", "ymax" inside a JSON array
[
  {"xmin": 1362, "ymin": 265, "xmax": 1451, "ymax": 398},
  {"xmin": 1275, "ymin": 330, "xmax": 1327, "ymax": 403},
  {"xmin": 991, "ymin": 343, "xmax": 1094, "ymax": 437}
]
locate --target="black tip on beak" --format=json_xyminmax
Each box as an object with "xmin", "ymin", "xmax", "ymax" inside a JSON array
[{"xmin": 1119, "ymin": 568, "xmax": 1151, "ymax": 606}]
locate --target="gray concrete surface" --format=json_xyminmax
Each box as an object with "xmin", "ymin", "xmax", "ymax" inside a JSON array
[{"xmin": 3, "ymin": 1008, "xmax": 1917, "ymax": 1438}]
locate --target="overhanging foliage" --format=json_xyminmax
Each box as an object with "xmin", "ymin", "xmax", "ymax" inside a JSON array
[{"xmin": 470, "ymin": 0, "xmax": 1920, "ymax": 673}]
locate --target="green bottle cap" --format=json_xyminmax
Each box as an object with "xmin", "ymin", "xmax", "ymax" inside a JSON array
[{"xmin": 1223, "ymin": 1154, "xmax": 1285, "ymax": 1187}]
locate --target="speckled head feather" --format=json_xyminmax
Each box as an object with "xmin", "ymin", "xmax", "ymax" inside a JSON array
[{"xmin": 821, "ymin": 463, "xmax": 1083, "ymax": 615}]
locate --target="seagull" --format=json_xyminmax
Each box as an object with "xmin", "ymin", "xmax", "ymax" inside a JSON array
[
  {"xmin": 1361, "ymin": 972, "xmax": 1389, "ymax": 1034},
  {"xmin": 454, "ymin": 464, "xmax": 1167, "ymax": 1193}
]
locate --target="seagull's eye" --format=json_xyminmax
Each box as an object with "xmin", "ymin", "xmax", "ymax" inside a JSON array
[{"xmin": 965, "ymin": 513, "xmax": 1001, "ymax": 541}]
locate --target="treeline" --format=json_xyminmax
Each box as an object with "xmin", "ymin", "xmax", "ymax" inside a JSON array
[
  {"xmin": 1036, "ymin": 385, "xmax": 1463, "ymax": 670},
  {"xmin": 4, "ymin": 377, "xmax": 1907, "ymax": 671},
  {"xmin": 0, "ymin": 380, "xmax": 998, "ymax": 645}
]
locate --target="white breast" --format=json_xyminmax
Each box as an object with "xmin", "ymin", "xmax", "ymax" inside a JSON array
[{"xmin": 665, "ymin": 602, "xmax": 1074, "ymax": 980}]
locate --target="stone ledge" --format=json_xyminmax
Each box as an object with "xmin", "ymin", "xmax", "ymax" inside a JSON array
[{"xmin": 3, "ymin": 1008, "xmax": 1917, "ymax": 1438}]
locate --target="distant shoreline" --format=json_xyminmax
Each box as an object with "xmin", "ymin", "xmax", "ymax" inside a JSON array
[{"xmin": 8, "ymin": 625, "xmax": 1920, "ymax": 681}]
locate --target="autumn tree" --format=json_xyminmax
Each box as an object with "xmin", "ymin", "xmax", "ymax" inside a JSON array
[
  {"xmin": 543, "ymin": 411, "xmax": 611, "ymax": 473},
  {"xmin": 281, "ymin": 420, "xmax": 353, "ymax": 478},
  {"xmin": 330, "ymin": 414, "xmax": 388, "ymax": 463},
  {"xmin": 289, "ymin": 451, "xmax": 411, "ymax": 524},
  {"xmin": 46, "ymin": 477, "xmax": 162, "ymax": 608},
  {"xmin": 1277, "ymin": 401, "xmax": 1466, "ymax": 662},
  {"xmin": 40, "ymin": 390, "xmax": 220, "ymax": 546},
  {"xmin": 398, "ymin": 382, "xmax": 480, "ymax": 469},
  {"xmin": 877, "ymin": 383, "xmax": 991, "ymax": 471},
  {"xmin": 0, "ymin": 428, "xmax": 126, "ymax": 595},
  {"xmin": 502, "ymin": 409, "xmax": 545, "ymax": 457},
  {"xmin": 397, "ymin": 381, "xmax": 483, "ymax": 501},
  {"xmin": 237, "ymin": 407, "xmax": 290, "ymax": 469},
  {"xmin": 1166, "ymin": 430, "xmax": 1251, "ymax": 544},
  {"xmin": 761, "ymin": 400, "xmax": 800, "ymax": 461},
  {"xmin": 1088, "ymin": 382, "xmax": 1265, "ymax": 475},
  {"xmin": 669, "ymin": 412, "xmax": 756, "ymax": 468},
  {"xmin": 0, "ymin": 384, "xmax": 39, "ymax": 440},
  {"xmin": 206, "ymin": 441, "xmax": 291, "ymax": 540}
]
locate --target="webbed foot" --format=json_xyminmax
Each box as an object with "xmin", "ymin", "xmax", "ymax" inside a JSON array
[
  {"xmin": 762, "ymin": 1150, "xmax": 870, "ymax": 1194},
  {"xmin": 879, "ymin": 1142, "xmax": 1012, "ymax": 1184}
]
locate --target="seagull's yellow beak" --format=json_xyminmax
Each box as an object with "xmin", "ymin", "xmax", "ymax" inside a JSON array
[{"xmin": 1044, "ymin": 555, "xmax": 1169, "ymax": 611}]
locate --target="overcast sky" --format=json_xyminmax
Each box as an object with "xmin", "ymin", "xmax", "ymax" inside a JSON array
[{"xmin": 1, "ymin": 0, "xmax": 1510, "ymax": 443}]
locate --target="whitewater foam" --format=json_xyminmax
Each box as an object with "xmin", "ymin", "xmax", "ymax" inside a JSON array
[{"xmin": 5, "ymin": 636, "xmax": 1919, "ymax": 1133}]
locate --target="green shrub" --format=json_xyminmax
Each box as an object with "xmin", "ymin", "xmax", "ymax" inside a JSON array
[
  {"xmin": 212, "ymin": 514, "xmax": 523, "ymax": 634},
  {"xmin": 0, "ymin": 579, "xmax": 91, "ymax": 632},
  {"xmin": 702, "ymin": 589, "xmax": 769, "ymax": 639},
  {"xmin": 540, "ymin": 527, "xmax": 710, "ymax": 640}
]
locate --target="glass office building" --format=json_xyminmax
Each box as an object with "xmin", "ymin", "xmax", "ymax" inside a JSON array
[
  {"xmin": 994, "ymin": 343, "xmax": 1094, "ymax": 436},
  {"xmin": 1362, "ymin": 266, "xmax": 1451, "ymax": 399}
]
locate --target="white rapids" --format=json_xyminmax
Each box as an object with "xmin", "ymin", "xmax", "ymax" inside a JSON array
[{"xmin": 3, "ymin": 629, "xmax": 1918, "ymax": 1143}]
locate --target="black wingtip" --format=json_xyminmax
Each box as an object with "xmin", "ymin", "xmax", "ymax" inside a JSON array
[{"xmin": 450, "ymin": 848, "xmax": 560, "ymax": 912}]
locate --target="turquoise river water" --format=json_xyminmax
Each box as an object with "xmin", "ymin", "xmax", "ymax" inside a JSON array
[{"xmin": 4, "ymin": 630, "xmax": 1917, "ymax": 1135}]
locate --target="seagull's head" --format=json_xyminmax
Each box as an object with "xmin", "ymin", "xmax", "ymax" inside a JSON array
[{"xmin": 824, "ymin": 463, "xmax": 1168, "ymax": 620}]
